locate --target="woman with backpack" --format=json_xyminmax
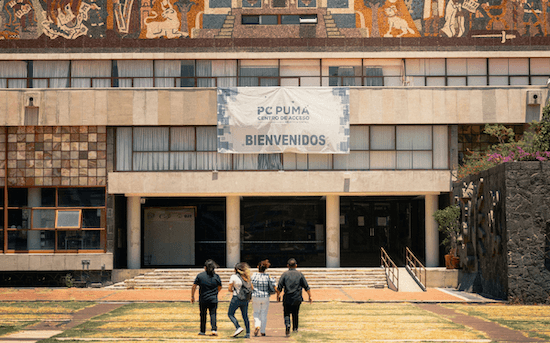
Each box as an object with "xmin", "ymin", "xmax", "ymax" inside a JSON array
[
  {"xmin": 251, "ymin": 259, "xmax": 278, "ymax": 336},
  {"xmin": 228, "ymin": 262, "xmax": 253, "ymax": 338},
  {"xmin": 191, "ymin": 259, "xmax": 222, "ymax": 336}
]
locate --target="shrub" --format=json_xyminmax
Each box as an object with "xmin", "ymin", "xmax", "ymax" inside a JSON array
[{"xmin": 458, "ymin": 107, "xmax": 550, "ymax": 179}]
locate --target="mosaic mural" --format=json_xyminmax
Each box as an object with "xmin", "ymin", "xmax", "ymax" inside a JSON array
[{"xmin": 0, "ymin": 0, "xmax": 548, "ymax": 40}]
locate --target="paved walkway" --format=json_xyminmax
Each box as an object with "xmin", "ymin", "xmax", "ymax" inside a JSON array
[{"xmin": 0, "ymin": 287, "xmax": 497, "ymax": 303}]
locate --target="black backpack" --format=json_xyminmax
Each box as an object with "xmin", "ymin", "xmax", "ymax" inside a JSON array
[{"xmin": 237, "ymin": 275, "xmax": 252, "ymax": 302}]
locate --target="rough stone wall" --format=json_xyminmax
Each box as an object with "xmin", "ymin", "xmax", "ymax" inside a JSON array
[
  {"xmin": 505, "ymin": 161, "xmax": 550, "ymax": 304},
  {"xmin": 455, "ymin": 161, "xmax": 550, "ymax": 304},
  {"xmin": 455, "ymin": 163, "xmax": 508, "ymax": 300}
]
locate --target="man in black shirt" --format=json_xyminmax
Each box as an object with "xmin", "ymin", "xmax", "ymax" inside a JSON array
[
  {"xmin": 191, "ymin": 260, "xmax": 222, "ymax": 336},
  {"xmin": 277, "ymin": 258, "xmax": 312, "ymax": 336}
]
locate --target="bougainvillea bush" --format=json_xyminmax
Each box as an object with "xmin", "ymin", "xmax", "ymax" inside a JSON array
[{"xmin": 457, "ymin": 104, "xmax": 550, "ymax": 180}]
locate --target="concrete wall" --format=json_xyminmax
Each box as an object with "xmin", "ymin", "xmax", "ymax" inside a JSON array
[
  {"xmin": 425, "ymin": 268, "xmax": 459, "ymax": 288},
  {"xmin": 0, "ymin": 253, "xmax": 113, "ymax": 271},
  {"xmin": 108, "ymin": 170, "xmax": 452, "ymax": 195},
  {"xmin": 0, "ymin": 87, "xmax": 542, "ymax": 127}
]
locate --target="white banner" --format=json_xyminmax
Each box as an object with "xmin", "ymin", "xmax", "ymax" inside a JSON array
[{"xmin": 217, "ymin": 87, "xmax": 350, "ymax": 154}]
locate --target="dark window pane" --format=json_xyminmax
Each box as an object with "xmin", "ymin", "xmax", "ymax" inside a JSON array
[
  {"xmin": 58, "ymin": 188, "xmax": 105, "ymax": 207},
  {"xmin": 8, "ymin": 209, "xmax": 29, "ymax": 229},
  {"xmin": 41, "ymin": 188, "xmax": 56, "ymax": 207},
  {"xmin": 57, "ymin": 230, "xmax": 82, "ymax": 250},
  {"xmin": 241, "ymin": 197, "xmax": 325, "ymax": 267},
  {"xmin": 0, "ymin": 187, "xmax": 3, "ymax": 207},
  {"xmin": 8, "ymin": 230, "xmax": 27, "ymax": 250},
  {"xmin": 281, "ymin": 15, "xmax": 299, "ymax": 24},
  {"xmin": 261, "ymin": 15, "xmax": 278, "ymax": 25},
  {"xmin": 8, "ymin": 188, "xmax": 28, "ymax": 207},
  {"xmin": 272, "ymin": 0, "xmax": 286, "ymax": 7},
  {"xmin": 242, "ymin": 15, "xmax": 260, "ymax": 24},
  {"xmin": 82, "ymin": 209, "xmax": 102, "ymax": 228},
  {"xmin": 82, "ymin": 230, "xmax": 102, "ymax": 249},
  {"xmin": 181, "ymin": 61, "xmax": 195, "ymax": 87}
]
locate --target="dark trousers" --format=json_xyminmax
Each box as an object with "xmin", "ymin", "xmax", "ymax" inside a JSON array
[
  {"xmin": 199, "ymin": 302, "xmax": 218, "ymax": 333},
  {"xmin": 283, "ymin": 301, "xmax": 301, "ymax": 330}
]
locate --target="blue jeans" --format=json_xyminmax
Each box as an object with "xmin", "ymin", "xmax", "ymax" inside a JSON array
[{"xmin": 227, "ymin": 296, "xmax": 250, "ymax": 334}]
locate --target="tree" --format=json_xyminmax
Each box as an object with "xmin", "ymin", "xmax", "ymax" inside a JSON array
[
  {"xmin": 363, "ymin": 0, "xmax": 386, "ymax": 37},
  {"xmin": 433, "ymin": 205, "xmax": 461, "ymax": 259}
]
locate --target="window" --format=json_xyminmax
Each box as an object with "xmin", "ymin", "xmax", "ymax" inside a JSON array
[
  {"xmin": 5, "ymin": 187, "xmax": 106, "ymax": 252},
  {"xmin": 239, "ymin": 60, "xmax": 279, "ymax": 86},
  {"xmin": 242, "ymin": 15, "xmax": 278, "ymax": 25}
]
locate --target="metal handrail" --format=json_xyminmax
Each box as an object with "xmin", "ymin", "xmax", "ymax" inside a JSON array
[
  {"xmin": 381, "ymin": 247, "xmax": 398, "ymax": 292},
  {"xmin": 405, "ymin": 247, "xmax": 427, "ymax": 291}
]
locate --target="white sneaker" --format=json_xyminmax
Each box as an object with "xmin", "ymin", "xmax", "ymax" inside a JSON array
[
  {"xmin": 211, "ymin": 330, "xmax": 218, "ymax": 336},
  {"xmin": 233, "ymin": 327, "xmax": 244, "ymax": 337}
]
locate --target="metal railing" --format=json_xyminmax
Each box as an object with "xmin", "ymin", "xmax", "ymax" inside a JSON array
[
  {"xmin": 405, "ymin": 247, "xmax": 427, "ymax": 291},
  {"xmin": 381, "ymin": 247, "xmax": 398, "ymax": 291}
]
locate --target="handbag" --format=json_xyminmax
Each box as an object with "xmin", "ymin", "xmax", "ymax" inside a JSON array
[{"xmin": 267, "ymin": 274, "xmax": 277, "ymax": 295}]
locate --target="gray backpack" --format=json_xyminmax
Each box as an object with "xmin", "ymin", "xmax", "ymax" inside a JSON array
[{"xmin": 237, "ymin": 275, "xmax": 252, "ymax": 302}]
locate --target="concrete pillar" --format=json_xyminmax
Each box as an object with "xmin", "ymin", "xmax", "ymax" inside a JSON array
[
  {"xmin": 127, "ymin": 196, "xmax": 141, "ymax": 269},
  {"xmin": 27, "ymin": 188, "xmax": 42, "ymax": 250},
  {"xmin": 425, "ymin": 194, "xmax": 439, "ymax": 267},
  {"xmin": 226, "ymin": 196, "xmax": 240, "ymax": 268},
  {"xmin": 326, "ymin": 195, "xmax": 340, "ymax": 268}
]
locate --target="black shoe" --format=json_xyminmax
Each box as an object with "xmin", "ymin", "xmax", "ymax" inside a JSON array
[
  {"xmin": 293, "ymin": 328, "xmax": 298, "ymax": 332},
  {"xmin": 285, "ymin": 326, "xmax": 290, "ymax": 336}
]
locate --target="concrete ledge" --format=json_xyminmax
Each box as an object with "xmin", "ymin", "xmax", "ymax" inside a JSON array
[
  {"xmin": 0, "ymin": 253, "xmax": 113, "ymax": 271},
  {"xmin": 426, "ymin": 267, "xmax": 459, "ymax": 288},
  {"xmin": 112, "ymin": 269, "xmax": 155, "ymax": 283}
]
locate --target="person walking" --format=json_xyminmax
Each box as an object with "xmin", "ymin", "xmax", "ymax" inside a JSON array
[
  {"xmin": 251, "ymin": 259, "xmax": 278, "ymax": 337},
  {"xmin": 191, "ymin": 259, "xmax": 222, "ymax": 336},
  {"xmin": 277, "ymin": 258, "xmax": 312, "ymax": 337},
  {"xmin": 228, "ymin": 262, "xmax": 253, "ymax": 338}
]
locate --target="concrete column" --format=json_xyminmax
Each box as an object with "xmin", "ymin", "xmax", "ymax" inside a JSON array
[
  {"xmin": 127, "ymin": 196, "xmax": 141, "ymax": 269},
  {"xmin": 425, "ymin": 194, "xmax": 439, "ymax": 267},
  {"xmin": 27, "ymin": 188, "xmax": 41, "ymax": 250},
  {"xmin": 226, "ymin": 196, "xmax": 240, "ymax": 268},
  {"xmin": 326, "ymin": 195, "xmax": 340, "ymax": 268}
]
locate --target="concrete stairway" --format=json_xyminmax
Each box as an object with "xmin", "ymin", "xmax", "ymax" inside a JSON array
[
  {"xmin": 215, "ymin": 14, "xmax": 236, "ymax": 38},
  {"xmin": 107, "ymin": 268, "xmax": 387, "ymax": 289},
  {"xmin": 324, "ymin": 12, "xmax": 346, "ymax": 38}
]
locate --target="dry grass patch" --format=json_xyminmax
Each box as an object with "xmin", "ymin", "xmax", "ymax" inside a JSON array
[
  {"xmin": 0, "ymin": 302, "xmax": 93, "ymax": 337},
  {"xmin": 296, "ymin": 302, "xmax": 487, "ymax": 342},
  {"xmin": 444, "ymin": 304, "xmax": 550, "ymax": 340}
]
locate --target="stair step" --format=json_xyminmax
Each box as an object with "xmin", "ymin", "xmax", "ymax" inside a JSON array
[{"xmin": 109, "ymin": 268, "xmax": 388, "ymax": 290}]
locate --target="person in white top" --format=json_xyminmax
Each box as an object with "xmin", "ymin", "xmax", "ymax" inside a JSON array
[
  {"xmin": 228, "ymin": 262, "xmax": 253, "ymax": 338},
  {"xmin": 251, "ymin": 259, "xmax": 278, "ymax": 337}
]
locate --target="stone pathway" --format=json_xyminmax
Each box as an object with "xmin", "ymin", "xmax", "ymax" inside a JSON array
[{"xmin": 417, "ymin": 303, "xmax": 545, "ymax": 343}]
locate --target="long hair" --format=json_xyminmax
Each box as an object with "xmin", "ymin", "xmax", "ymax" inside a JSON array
[
  {"xmin": 234, "ymin": 262, "xmax": 251, "ymax": 282},
  {"xmin": 205, "ymin": 259, "xmax": 217, "ymax": 276}
]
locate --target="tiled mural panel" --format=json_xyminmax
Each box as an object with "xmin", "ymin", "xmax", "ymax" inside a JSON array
[
  {"xmin": 0, "ymin": 126, "xmax": 107, "ymax": 187},
  {"xmin": 0, "ymin": 0, "xmax": 548, "ymax": 43}
]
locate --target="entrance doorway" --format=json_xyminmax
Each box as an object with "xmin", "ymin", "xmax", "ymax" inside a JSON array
[
  {"xmin": 241, "ymin": 197, "xmax": 326, "ymax": 267},
  {"xmin": 340, "ymin": 197, "xmax": 424, "ymax": 267},
  {"xmin": 143, "ymin": 207, "xmax": 195, "ymax": 266}
]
